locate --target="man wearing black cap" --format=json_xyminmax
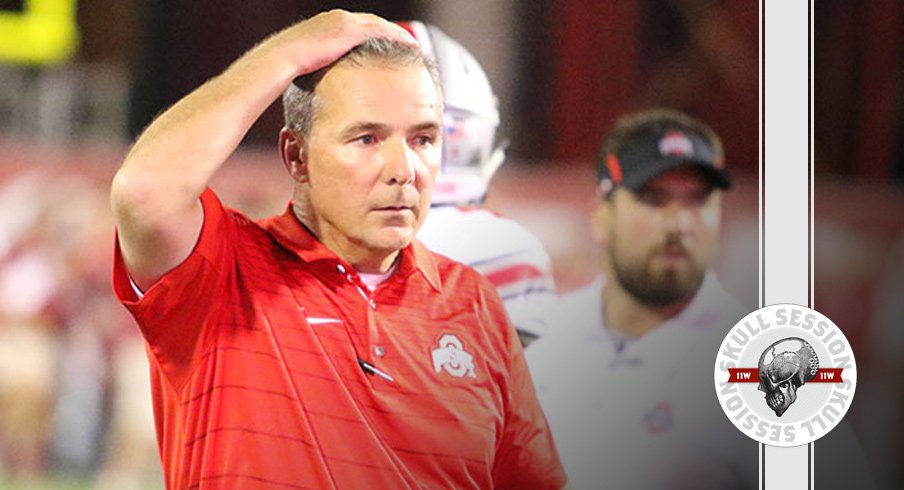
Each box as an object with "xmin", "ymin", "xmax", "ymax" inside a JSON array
[
  {"xmin": 527, "ymin": 108, "xmax": 757, "ymax": 489},
  {"xmin": 592, "ymin": 108, "xmax": 731, "ymax": 317}
]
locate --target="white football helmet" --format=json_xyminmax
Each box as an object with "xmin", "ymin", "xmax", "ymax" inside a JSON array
[{"xmin": 398, "ymin": 21, "xmax": 504, "ymax": 205}]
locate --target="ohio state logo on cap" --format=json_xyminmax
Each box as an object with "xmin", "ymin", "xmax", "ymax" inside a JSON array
[
  {"xmin": 658, "ymin": 130, "xmax": 695, "ymax": 158},
  {"xmin": 713, "ymin": 304, "xmax": 856, "ymax": 447}
]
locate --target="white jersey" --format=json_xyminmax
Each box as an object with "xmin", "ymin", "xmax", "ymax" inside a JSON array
[
  {"xmin": 526, "ymin": 273, "xmax": 757, "ymax": 490},
  {"xmin": 418, "ymin": 205, "xmax": 556, "ymax": 344}
]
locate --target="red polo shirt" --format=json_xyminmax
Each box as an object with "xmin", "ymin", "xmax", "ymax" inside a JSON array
[{"xmin": 112, "ymin": 189, "xmax": 565, "ymax": 489}]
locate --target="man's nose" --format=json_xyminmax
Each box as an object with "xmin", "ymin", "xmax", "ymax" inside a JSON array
[
  {"xmin": 663, "ymin": 203, "xmax": 695, "ymax": 233},
  {"xmin": 384, "ymin": 139, "xmax": 416, "ymax": 186}
]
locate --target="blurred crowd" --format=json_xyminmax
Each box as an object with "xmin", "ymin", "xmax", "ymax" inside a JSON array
[
  {"xmin": 0, "ymin": 145, "xmax": 285, "ymax": 488},
  {"xmin": 0, "ymin": 155, "xmax": 154, "ymax": 488}
]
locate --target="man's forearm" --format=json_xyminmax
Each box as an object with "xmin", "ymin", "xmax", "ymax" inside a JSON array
[
  {"xmin": 109, "ymin": 40, "xmax": 298, "ymax": 286},
  {"xmin": 110, "ymin": 10, "xmax": 418, "ymax": 286},
  {"xmin": 114, "ymin": 10, "xmax": 417, "ymax": 214},
  {"xmin": 114, "ymin": 39, "xmax": 298, "ymax": 218}
]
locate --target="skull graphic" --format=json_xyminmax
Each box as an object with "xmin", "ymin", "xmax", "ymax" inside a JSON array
[{"xmin": 757, "ymin": 337, "xmax": 819, "ymax": 417}]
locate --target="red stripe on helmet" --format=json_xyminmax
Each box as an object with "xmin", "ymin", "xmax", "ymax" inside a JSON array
[
  {"xmin": 395, "ymin": 21, "xmax": 415, "ymax": 37},
  {"xmin": 606, "ymin": 154, "xmax": 623, "ymax": 184}
]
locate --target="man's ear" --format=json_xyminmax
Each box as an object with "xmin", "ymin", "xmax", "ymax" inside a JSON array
[
  {"xmin": 590, "ymin": 198, "xmax": 611, "ymax": 248},
  {"xmin": 279, "ymin": 127, "xmax": 308, "ymax": 183}
]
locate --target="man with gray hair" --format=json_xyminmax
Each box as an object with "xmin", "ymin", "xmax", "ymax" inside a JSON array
[{"xmin": 110, "ymin": 10, "xmax": 565, "ymax": 489}]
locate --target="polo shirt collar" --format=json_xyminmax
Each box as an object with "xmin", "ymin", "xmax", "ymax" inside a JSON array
[
  {"xmin": 262, "ymin": 202, "xmax": 442, "ymax": 292},
  {"xmin": 408, "ymin": 239, "xmax": 442, "ymax": 292}
]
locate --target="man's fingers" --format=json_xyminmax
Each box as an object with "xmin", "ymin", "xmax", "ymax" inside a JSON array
[{"xmin": 264, "ymin": 10, "xmax": 421, "ymax": 81}]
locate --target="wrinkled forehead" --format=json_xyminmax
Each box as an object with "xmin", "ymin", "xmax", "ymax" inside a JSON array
[
  {"xmin": 318, "ymin": 60, "xmax": 441, "ymax": 102},
  {"xmin": 330, "ymin": 42, "xmax": 441, "ymax": 91},
  {"xmin": 315, "ymin": 58, "xmax": 441, "ymax": 113},
  {"xmin": 309, "ymin": 61, "xmax": 442, "ymax": 131}
]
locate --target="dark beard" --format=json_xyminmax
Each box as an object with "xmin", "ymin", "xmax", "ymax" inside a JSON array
[{"xmin": 609, "ymin": 242, "xmax": 705, "ymax": 307}]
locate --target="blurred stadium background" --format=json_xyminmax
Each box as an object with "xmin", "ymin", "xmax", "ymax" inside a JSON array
[{"xmin": 0, "ymin": 0, "xmax": 900, "ymax": 488}]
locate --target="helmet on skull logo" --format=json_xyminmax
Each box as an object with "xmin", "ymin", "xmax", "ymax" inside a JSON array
[{"xmin": 757, "ymin": 337, "xmax": 819, "ymax": 417}]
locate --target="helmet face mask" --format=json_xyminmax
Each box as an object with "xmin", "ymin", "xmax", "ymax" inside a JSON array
[{"xmin": 399, "ymin": 21, "xmax": 502, "ymax": 205}]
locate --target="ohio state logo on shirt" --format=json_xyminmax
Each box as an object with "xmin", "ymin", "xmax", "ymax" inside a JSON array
[
  {"xmin": 643, "ymin": 401, "xmax": 673, "ymax": 435},
  {"xmin": 431, "ymin": 333, "xmax": 476, "ymax": 379}
]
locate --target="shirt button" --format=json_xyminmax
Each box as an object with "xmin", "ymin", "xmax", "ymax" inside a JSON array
[
  {"xmin": 336, "ymin": 264, "xmax": 346, "ymax": 274},
  {"xmin": 374, "ymin": 346, "xmax": 385, "ymax": 357},
  {"xmin": 368, "ymin": 299, "xmax": 377, "ymax": 310}
]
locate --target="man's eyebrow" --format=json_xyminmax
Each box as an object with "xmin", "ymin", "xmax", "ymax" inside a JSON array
[
  {"xmin": 410, "ymin": 121, "xmax": 441, "ymax": 133},
  {"xmin": 339, "ymin": 121, "xmax": 441, "ymax": 140},
  {"xmin": 339, "ymin": 122, "xmax": 388, "ymax": 140}
]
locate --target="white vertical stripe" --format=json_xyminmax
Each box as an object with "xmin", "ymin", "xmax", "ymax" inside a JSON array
[{"xmin": 762, "ymin": 0, "xmax": 812, "ymax": 488}]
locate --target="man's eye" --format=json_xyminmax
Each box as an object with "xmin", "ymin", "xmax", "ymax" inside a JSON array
[
  {"xmin": 413, "ymin": 135, "xmax": 435, "ymax": 147},
  {"xmin": 689, "ymin": 189, "xmax": 715, "ymax": 206},
  {"xmin": 357, "ymin": 135, "xmax": 376, "ymax": 145},
  {"xmin": 688, "ymin": 193, "xmax": 710, "ymax": 206}
]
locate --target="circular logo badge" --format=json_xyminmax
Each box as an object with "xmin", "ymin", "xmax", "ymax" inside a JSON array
[{"xmin": 713, "ymin": 304, "xmax": 857, "ymax": 447}]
